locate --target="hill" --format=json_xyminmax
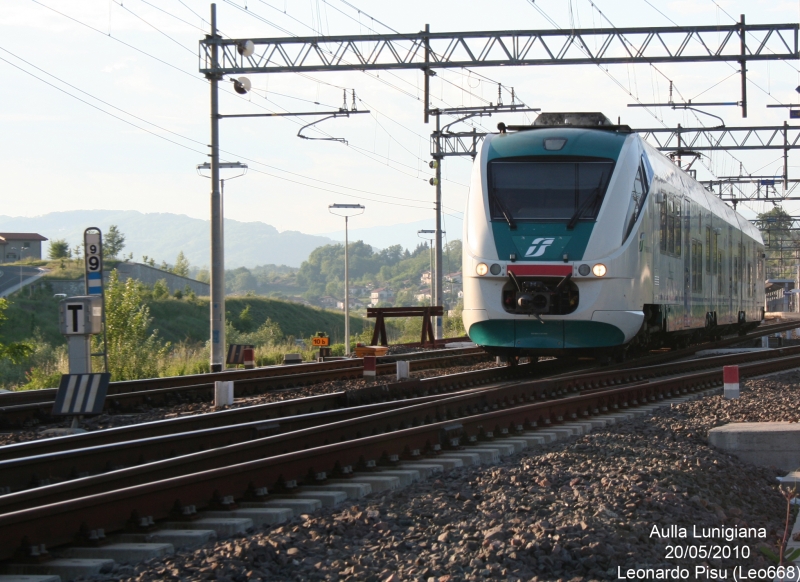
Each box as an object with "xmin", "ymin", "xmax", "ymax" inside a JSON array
[
  {"xmin": 0, "ymin": 292, "xmax": 368, "ymax": 348},
  {"xmin": 0, "ymin": 210, "xmax": 333, "ymax": 269}
]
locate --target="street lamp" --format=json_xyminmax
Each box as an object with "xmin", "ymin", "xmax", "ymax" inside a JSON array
[
  {"xmin": 329, "ymin": 203, "xmax": 365, "ymax": 355},
  {"xmin": 197, "ymin": 161, "xmax": 248, "ymax": 372}
]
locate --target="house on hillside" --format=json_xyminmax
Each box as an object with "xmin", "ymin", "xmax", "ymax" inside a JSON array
[
  {"xmin": 445, "ymin": 272, "xmax": 462, "ymax": 284},
  {"xmin": 420, "ymin": 271, "xmax": 431, "ymax": 285},
  {"xmin": 336, "ymin": 298, "xmax": 362, "ymax": 310},
  {"xmin": 319, "ymin": 296, "xmax": 338, "ymax": 308},
  {"xmin": 415, "ymin": 291, "xmax": 432, "ymax": 303},
  {"xmin": 0, "ymin": 233, "xmax": 48, "ymax": 263},
  {"xmin": 370, "ymin": 287, "xmax": 394, "ymax": 305}
]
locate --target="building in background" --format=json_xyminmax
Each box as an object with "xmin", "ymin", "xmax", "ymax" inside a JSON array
[{"xmin": 0, "ymin": 233, "xmax": 48, "ymax": 263}]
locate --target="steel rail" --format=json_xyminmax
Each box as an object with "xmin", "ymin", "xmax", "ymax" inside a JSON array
[
  {"xmin": 0, "ymin": 361, "xmax": 548, "ymax": 464},
  {"xmin": 0, "ymin": 321, "xmax": 796, "ymax": 468},
  {"xmin": 2, "ymin": 345, "xmax": 799, "ymax": 513},
  {"xmin": 2, "ymin": 350, "xmax": 799, "ymax": 560},
  {"xmin": 0, "ymin": 344, "xmax": 479, "ymax": 406},
  {"xmin": 0, "ymin": 347, "xmax": 487, "ymax": 426}
]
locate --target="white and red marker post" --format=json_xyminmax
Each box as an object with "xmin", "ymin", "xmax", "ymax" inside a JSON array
[
  {"xmin": 723, "ymin": 365, "xmax": 740, "ymax": 399},
  {"xmin": 243, "ymin": 347, "xmax": 255, "ymax": 370},
  {"xmin": 363, "ymin": 356, "xmax": 377, "ymax": 377}
]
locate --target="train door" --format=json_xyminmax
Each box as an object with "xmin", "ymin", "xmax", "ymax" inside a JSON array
[{"xmin": 683, "ymin": 199, "xmax": 691, "ymax": 327}]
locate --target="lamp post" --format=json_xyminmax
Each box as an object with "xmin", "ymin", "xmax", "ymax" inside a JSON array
[
  {"xmin": 329, "ymin": 203, "xmax": 365, "ymax": 355},
  {"xmin": 197, "ymin": 161, "xmax": 248, "ymax": 371}
]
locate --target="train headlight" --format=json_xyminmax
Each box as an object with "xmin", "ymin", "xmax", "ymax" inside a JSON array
[
  {"xmin": 578, "ymin": 264, "xmax": 590, "ymax": 276},
  {"xmin": 490, "ymin": 263, "xmax": 501, "ymax": 275},
  {"xmin": 592, "ymin": 263, "xmax": 607, "ymax": 277},
  {"xmin": 476, "ymin": 263, "xmax": 489, "ymax": 276}
]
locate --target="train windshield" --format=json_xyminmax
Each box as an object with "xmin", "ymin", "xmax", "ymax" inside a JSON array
[{"xmin": 488, "ymin": 159, "xmax": 615, "ymax": 223}]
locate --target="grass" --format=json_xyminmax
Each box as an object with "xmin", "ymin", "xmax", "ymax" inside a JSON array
[
  {"xmin": 0, "ymin": 284, "xmax": 464, "ymax": 390},
  {"xmin": 148, "ymin": 296, "xmax": 371, "ymax": 345}
]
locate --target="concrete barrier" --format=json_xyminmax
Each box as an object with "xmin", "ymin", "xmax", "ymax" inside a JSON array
[{"xmin": 708, "ymin": 423, "xmax": 800, "ymax": 472}]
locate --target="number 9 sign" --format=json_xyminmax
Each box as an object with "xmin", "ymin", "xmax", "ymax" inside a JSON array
[{"xmin": 84, "ymin": 228, "xmax": 104, "ymax": 296}]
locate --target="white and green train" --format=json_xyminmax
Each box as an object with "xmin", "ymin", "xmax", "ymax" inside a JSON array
[{"xmin": 462, "ymin": 112, "xmax": 764, "ymax": 359}]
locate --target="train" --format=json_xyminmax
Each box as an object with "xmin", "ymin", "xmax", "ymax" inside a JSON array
[{"xmin": 462, "ymin": 112, "xmax": 764, "ymax": 360}]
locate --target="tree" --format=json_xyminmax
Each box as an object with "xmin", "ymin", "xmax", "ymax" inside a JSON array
[
  {"xmin": 48, "ymin": 239, "xmax": 70, "ymax": 260},
  {"xmin": 172, "ymin": 251, "xmax": 190, "ymax": 277},
  {"xmin": 0, "ymin": 299, "xmax": 33, "ymax": 363},
  {"xmin": 103, "ymin": 225, "xmax": 126, "ymax": 259},
  {"xmin": 101, "ymin": 270, "xmax": 169, "ymax": 380},
  {"xmin": 152, "ymin": 279, "xmax": 170, "ymax": 300},
  {"xmin": 757, "ymin": 207, "xmax": 797, "ymax": 279}
]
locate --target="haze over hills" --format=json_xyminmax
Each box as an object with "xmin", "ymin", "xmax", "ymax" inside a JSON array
[
  {"xmin": 0, "ymin": 211, "xmax": 463, "ymax": 269},
  {"xmin": 0, "ymin": 211, "xmax": 333, "ymax": 269},
  {"xmin": 321, "ymin": 217, "xmax": 464, "ymax": 253}
]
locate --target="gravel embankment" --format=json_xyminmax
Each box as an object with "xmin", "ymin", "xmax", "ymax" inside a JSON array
[
  {"xmin": 87, "ymin": 371, "xmax": 799, "ymax": 582},
  {"xmin": 0, "ymin": 358, "xmax": 497, "ymax": 446}
]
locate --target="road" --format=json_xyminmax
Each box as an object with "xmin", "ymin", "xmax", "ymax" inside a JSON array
[{"xmin": 0, "ymin": 265, "xmax": 44, "ymax": 297}]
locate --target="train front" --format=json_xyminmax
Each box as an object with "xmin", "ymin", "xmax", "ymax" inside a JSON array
[{"xmin": 462, "ymin": 114, "xmax": 650, "ymax": 358}]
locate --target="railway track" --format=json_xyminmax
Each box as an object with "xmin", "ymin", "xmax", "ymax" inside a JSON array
[
  {"xmin": 1, "ymin": 319, "xmax": 795, "ymax": 430},
  {"xmin": 0, "ymin": 345, "xmax": 488, "ymax": 427},
  {"xmin": 1, "ymin": 324, "xmax": 799, "ymax": 561}
]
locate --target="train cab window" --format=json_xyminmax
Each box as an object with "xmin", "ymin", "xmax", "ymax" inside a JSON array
[
  {"xmin": 622, "ymin": 166, "xmax": 648, "ymax": 242},
  {"xmin": 487, "ymin": 158, "xmax": 615, "ymax": 224}
]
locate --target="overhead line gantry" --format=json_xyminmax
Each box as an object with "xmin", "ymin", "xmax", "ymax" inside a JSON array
[{"xmin": 199, "ymin": 6, "xmax": 799, "ymax": 352}]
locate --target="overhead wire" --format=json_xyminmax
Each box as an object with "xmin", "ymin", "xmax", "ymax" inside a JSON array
[
  {"xmin": 570, "ymin": 0, "xmax": 756, "ymax": 181},
  {"xmin": 219, "ymin": 1, "xmax": 474, "ymax": 193},
  {"xmin": 34, "ymin": 0, "xmax": 446, "ymax": 203},
  {"xmin": 29, "ymin": 0, "xmax": 467, "ymax": 214}
]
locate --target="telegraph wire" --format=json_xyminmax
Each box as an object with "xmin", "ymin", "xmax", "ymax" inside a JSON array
[
  {"xmin": 137, "ymin": 0, "xmax": 208, "ymax": 33},
  {"xmin": 27, "ymin": 1, "xmax": 460, "ymax": 209},
  {"xmin": 0, "ymin": 52, "xmax": 208, "ymax": 157},
  {"xmin": 111, "ymin": 0, "xmax": 197, "ymax": 56},
  {"xmin": 0, "ymin": 46, "xmax": 436, "ymax": 209}
]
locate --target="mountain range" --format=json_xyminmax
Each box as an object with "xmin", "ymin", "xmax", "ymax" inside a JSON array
[
  {"xmin": 0, "ymin": 211, "xmax": 461, "ymax": 269},
  {"xmin": 0, "ymin": 211, "xmax": 331, "ymax": 269}
]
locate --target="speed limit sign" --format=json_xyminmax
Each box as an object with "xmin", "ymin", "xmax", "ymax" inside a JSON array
[{"xmin": 84, "ymin": 228, "xmax": 103, "ymax": 296}]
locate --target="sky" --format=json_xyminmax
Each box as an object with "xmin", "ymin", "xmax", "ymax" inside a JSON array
[{"xmin": 1, "ymin": 0, "xmax": 799, "ymax": 243}]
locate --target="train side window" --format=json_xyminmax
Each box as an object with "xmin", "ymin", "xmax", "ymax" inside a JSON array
[
  {"xmin": 705, "ymin": 227, "xmax": 711, "ymax": 273},
  {"xmin": 717, "ymin": 249, "xmax": 723, "ymax": 294},
  {"xmin": 674, "ymin": 200, "xmax": 682, "ymax": 257},
  {"xmin": 691, "ymin": 240, "xmax": 702, "ymax": 292},
  {"xmin": 659, "ymin": 194, "xmax": 667, "ymax": 252},
  {"xmin": 667, "ymin": 199, "xmax": 675, "ymax": 254},
  {"xmin": 713, "ymin": 232, "xmax": 719, "ymax": 275}
]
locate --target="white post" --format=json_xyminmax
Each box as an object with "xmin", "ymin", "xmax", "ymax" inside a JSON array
[
  {"xmin": 208, "ymin": 3, "xmax": 225, "ymax": 373},
  {"xmin": 344, "ymin": 215, "xmax": 350, "ymax": 356}
]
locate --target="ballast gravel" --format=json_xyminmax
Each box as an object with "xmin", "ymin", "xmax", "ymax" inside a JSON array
[{"xmin": 82, "ymin": 370, "xmax": 799, "ymax": 582}]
